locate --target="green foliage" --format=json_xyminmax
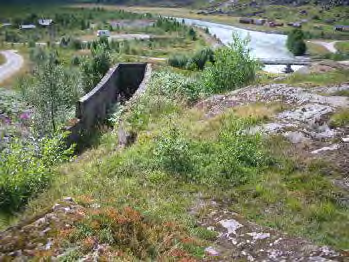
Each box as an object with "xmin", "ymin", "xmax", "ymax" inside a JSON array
[
  {"xmin": 188, "ymin": 47, "xmax": 214, "ymax": 70},
  {"xmin": 149, "ymin": 71, "xmax": 200, "ymax": 102},
  {"xmin": 287, "ymin": 29, "xmax": 307, "ymax": 56},
  {"xmin": 329, "ymin": 109, "xmax": 349, "ymax": 128},
  {"xmin": 168, "ymin": 53, "xmax": 189, "ymax": 68},
  {"xmin": 0, "ymin": 133, "xmax": 73, "ymax": 212},
  {"xmin": 188, "ymin": 27, "xmax": 197, "ymax": 40},
  {"xmin": 81, "ymin": 42, "xmax": 111, "ymax": 93},
  {"xmin": 168, "ymin": 47, "xmax": 214, "ymax": 71},
  {"xmin": 21, "ymin": 51, "xmax": 83, "ymax": 134},
  {"xmin": 201, "ymin": 34, "xmax": 260, "ymax": 94},
  {"xmin": 153, "ymin": 117, "xmax": 268, "ymax": 185},
  {"xmin": 154, "ymin": 127, "xmax": 192, "ymax": 175}
]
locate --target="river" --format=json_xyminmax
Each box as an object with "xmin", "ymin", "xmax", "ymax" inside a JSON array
[{"xmin": 180, "ymin": 18, "xmax": 303, "ymax": 73}]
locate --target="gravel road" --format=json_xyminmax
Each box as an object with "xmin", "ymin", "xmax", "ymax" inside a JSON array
[{"xmin": 0, "ymin": 50, "xmax": 24, "ymax": 84}]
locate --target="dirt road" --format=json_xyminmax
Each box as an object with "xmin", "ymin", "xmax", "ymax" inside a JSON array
[
  {"xmin": 0, "ymin": 50, "xmax": 24, "ymax": 84},
  {"xmin": 310, "ymin": 40, "xmax": 338, "ymax": 53}
]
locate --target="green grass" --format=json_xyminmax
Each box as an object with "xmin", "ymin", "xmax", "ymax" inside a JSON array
[
  {"xmin": 333, "ymin": 89, "xmax": 349, "ymax": 97},
  {"xmin": 276, "ymin": 69, "xmax": 349, "ymax": 87},
  {"xmin": 336, "ymin": 41, "xmax": 349, "ymax": 53},
  {"xmin": 306, "ymin": 42, "xmax": 331, "ymax": 57},
  {"xmin": 329, "ymin": 108, "xmax": 349, "ymax": 128},
  {"xmin": 0, "ymin": 53, "xmax": 5, "ymax": 66},
  {"xmin": 2, "ymin": 70, "xmax": 346, "ymax": 255}
]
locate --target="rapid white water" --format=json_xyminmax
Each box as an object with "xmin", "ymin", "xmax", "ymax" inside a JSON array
[{"xmin": 180, "ymin": 18, "xmax": 304, "ymax": 73}]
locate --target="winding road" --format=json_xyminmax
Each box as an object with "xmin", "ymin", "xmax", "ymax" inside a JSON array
[
  {"xmin": 310, "ymin": 40, "xmax": 339, "ymax": 53},
  {"xmin": 0, "ymin": 50, "xmax": 24, "ymax": 84}
]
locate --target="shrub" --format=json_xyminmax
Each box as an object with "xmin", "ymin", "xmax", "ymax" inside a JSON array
[
  {"xmin": 168, "ymin": 48, "xmax": 214, "ymax": 71},
  {"xmin": 188, "ymin": 47, "xmax": 214, "ymax": 70},
  {"xmin": 149, "ymin": 71, "xmax": 200, "ymax": 102},
  {"xmin": 71, "ymin": 55, "xmax": 81, "ymax": 66},
  {"xmin": 20, "ymin": 53, "xmax": 83, "ymax": 134},
  {"xmin": 153, "ymin": 117, "xmax": 268, "ymax": 185},
  {"xmin": 0, "ymin": 133, "xmax": 73, "ymax": 212},
  {"xmin": 188, "ymin": 27, "xmax": 197, "ymax": 40},
  {"xmin": 81, "ymin": 43, "xmax": 111, "ymax": 93},
  {"xmin": 153, "ymin": 127, "xmax": 192, "ymax": 175},
  {"xmin": 69, "ymin": 38, "xmax": 83, "ymax": 50},
  {"xmin": 287, "ymin": 29, "xmax": 307, "ymax": 56},
  {"xmin": 200, "ymin": 33, "xmax": 260, "ymax": 94},
  {"xmin": 168, "ymin": 54, "xmax": 189, "ymax": 68}
]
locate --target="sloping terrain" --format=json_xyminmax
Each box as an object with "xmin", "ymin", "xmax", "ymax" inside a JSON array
[{"xmin": 1, "ymin": 68, "xmax": 348, "ymax": 260}]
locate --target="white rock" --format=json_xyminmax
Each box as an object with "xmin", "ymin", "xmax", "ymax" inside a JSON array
[
  {"xmin": 247, "ymin": 232, "xmax": 271, "ymax": 241},
  {"xmin": 311, "ymin": 144, "xmax": 340, "ymax": 154},
  {"xmin": 342, "ymin": 137, "xmax": 349, "ymax": 143},
  {"xmin": 219, "ymin": 219, "xmax": 243, "ymax": 235},
  {"xmin": 207, "ymin": 226, "xmax": 215, "ymax": 231},
  {"xmin": 205, "ymin": 246, "xmax": 220, "ymax": 256},
  {"xmin": 63, "ymin": 197, "xmax": 74, "ymax": 202}
]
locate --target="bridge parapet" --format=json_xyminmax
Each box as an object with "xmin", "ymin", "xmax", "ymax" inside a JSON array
[{"xmin": 259, "ymin": 58, "xmax": 311, "ymax": 66}]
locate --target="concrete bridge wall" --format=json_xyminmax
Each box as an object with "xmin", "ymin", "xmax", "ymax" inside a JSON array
[{"xmin": 66, "ymin": 63, "xmax": 151, "ymax": 146}]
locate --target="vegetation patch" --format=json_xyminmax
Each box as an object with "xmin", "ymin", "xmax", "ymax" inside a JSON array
[
  {"xmin": 231, "ymin": 102, "xmax": 288, "ymax": 122},
  {"xmin": 329, "ymin": 108, "xmax": 349, "ymax": 128},
  {"xmin": 0, "ymin": 53, "xmax": 5, "ymax": 65},
  {"xmin": 277, "ymin": 69, "xmax": 349, "ymax": 87},
  {"xmin": 287, "ymin": 29, "xmax": 307, "ymax": 56},
  {"xmin": 335, "ymin": 41, "xmax": 349, "ymax": 54}
]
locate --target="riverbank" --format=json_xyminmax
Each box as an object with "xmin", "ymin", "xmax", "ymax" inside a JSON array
[
  {"xmin": 0, "ymin": 53, "xmax": 5, "ymax": 66},
  {"xmin": 73, "ymin": 4, "xmax": 287, "ymax": 36},
  {"xmin": 73, "ymin": 4, "xmax": 349, "ymax": 40}
]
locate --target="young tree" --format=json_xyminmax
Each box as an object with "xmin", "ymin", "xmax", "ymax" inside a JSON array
[
  {"xmin": 81, "ymin": 42, "xmax": 111, "ymax": 93},
  {"xmin": 287, "ymin": 29, "xmax": 307, "ymax": 56},
  {"xmin": 21, "ymin": 52, "xmax": 82, "ymax": 135},
  {"xmin": 201, "ymin": 33, "xmax": 260, "ymax": 94}
]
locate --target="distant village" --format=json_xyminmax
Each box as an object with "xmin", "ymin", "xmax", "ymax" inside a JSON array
[
  {"xmin": 1, "ymin": 18, "xmax": 53, "ymax": 29},
  {"xmin": 197, "ymin": 9, "xmax": 349, "ymax": 32}
]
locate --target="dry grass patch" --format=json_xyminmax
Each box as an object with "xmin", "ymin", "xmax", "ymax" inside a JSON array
[{"xmin": 231, "ymin": 102, "xmax": 287, "ymax": 121}]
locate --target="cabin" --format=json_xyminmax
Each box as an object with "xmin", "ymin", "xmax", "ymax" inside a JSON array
[
  {"xmin": 97, "ymin": 30, "xmax": 111, "ymax": 37},
  {"xmin": 239, "ymin": 17, "xmax": 253, "ymax": 24},
  {"xmin": 287, "ymin": 22, "xmax": 302, "ymax": 28},
  {"xmin": 334, "ymin": 25, "xmax": 349, "ymax": 32},
  {"xmin": 38, "ymin": 19, "xmax": 53, "ymax": 27},
  {"xmin": 20, "ymin": 24, "xmax": 36, "ymax": 30},
  {"xmin": 268, "ymin": 21, "xmax": 284, "ymax": 27},
  {"xmin": 253, "ymin": 19, "xmax": 266, "ymax": 25}
]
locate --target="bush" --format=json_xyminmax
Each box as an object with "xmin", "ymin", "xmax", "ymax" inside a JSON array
[
  {"xmin": 287, "ymin": 29, "xmax": 307, "ymax": 56},
  {"xmin": 70, "ymin": 38, "xmax": 83, "ymax": 50},
  {"xmin": 168, "ymin": 54, "xmax": 189, "ymax": 68},
  {"xmin": 168, "ymin": 48, "xmax": 214, "ymax": 71},
  {"xmin": 20, "ymin": 53, "xmax": 83, "ymax": 134},
  {"xmin": 154, "ymin": 127, "xmax": 192, "ymax": 175},
  {"xmin": 200, "ymin": 34, "xmax": 260, "ymax": 94},
  {"xmin": 153, "ymin": 117, "xmax": 269, "ymax": 185},
  {"xmin": 188, "ymin": 48, "xmax": 214, "ymax": 70},
  {"xmin": 149, "ymin": 71, "xmax": 200, "ymax": 102},
  {"xmin": 81, "ymin": 43, "xmax": 111, "ymax": 93},
  {"xmin": 0, "ymin": 133, "xmax": 73, "ymax": 212}
]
